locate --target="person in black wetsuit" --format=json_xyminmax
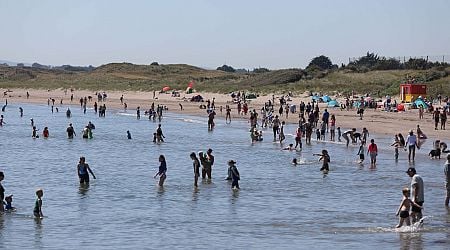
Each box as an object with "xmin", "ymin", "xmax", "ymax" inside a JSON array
[{"xmin": 0, "ymin": 171, "xmax": 5, "ymax": 212}]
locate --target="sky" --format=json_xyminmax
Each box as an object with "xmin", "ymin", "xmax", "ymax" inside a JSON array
[{"xmin": 0, "ymin": 0, "xmax": 449, "ymax": 69}]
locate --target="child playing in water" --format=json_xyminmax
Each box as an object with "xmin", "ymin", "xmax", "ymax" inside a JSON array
[
  {"xmin": 395, "ymin": 187, "xmax": 422, "ymax": 228},
  {"xmin": 314, "ymin": 150, "xmax": 330, "ymax": 173},
  {"xmin": 33, "ymin": 189, "xmax": 44, "ymax": 219},
  {"xmin": 391, "ymin": 134, "xmax": 401, "ymax": 160},
  {"xmin": 357, "ymin": 142, "xmax": 365, "ymax": 163}
]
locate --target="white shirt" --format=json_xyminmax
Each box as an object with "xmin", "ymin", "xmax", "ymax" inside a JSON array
[{"xmin": 406, "ymin": 134, "xmax": 417, "ymax": 147}]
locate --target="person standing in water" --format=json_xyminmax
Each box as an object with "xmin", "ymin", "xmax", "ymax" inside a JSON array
[
  {"xmin": 154, "ymin": 155, "xmax": 167, "ymax": 187},
  {"xmin": 444, "ymin": 155, "xmax": 450, "ymax": 207},
  {"xmin": 203, "ymin": 149, "xmax": 214, "ymax": 179},
  {"xmin": 190, "ymin": 152, "xmax": 200, "ymax": 187},
  {"xmin": 0, "ymin": 171, "xmax": 5, "ymax": 212},
  {"xmin": 156, "ymin": 124, "xmax": 165, "ymax": 142},
  {"xmin": 42, "ymin": 127, "xmax": 49, "ymax": 138},
  {"xmin": 67, "ymin": 123, "xmax": 76, "ymax": 139},
  {"xmin": 225, "ymin": 105, "xmax": 231, "ymax": 124},
  {"xmin": 406, "ymin": 167, "xmax": 424, "ymax": 223},
  {"xmin": 395, "ymin": 187, "xmax": 422, "ymax": 228},
  {"xmin": 127, "ymin": 130, "xmax": 132, "ymax": 139},
  {"xmin": 314, "ymin": 150, "xmax": 330, "ymax": 173},
  {"xmin": 272, "ymin": 115, "xmax": 281, "ymax": 142},
  {"xmin": 405, "ymin": 130, "xmax": 418, "ymax": 162},
  {"xmin": 33, "ymin": 189, "xmax": 44, "ymax": 219},
  {"xmin": 228, "ymin": 160, "xmax": 240, "ymax": 190},
  {"xmin": 367, "ymin": 139, "xmax": 378, "ymax": 167},
  {"xmin": 77, "ymin": 157, "xmax": 96, "ymax": 184}
]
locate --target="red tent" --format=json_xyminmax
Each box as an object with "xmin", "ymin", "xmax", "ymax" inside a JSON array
[
  {"xmin": 162, "ymin": 86, "xmax": 170, "ymax": 92},
  {"xmin": 187, "ymin": 81, "xmax": 194, "ymax": 88}
]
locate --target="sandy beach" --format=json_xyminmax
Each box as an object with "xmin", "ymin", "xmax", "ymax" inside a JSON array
[{"xmin": 2, "ymin": 88, "xmax": 449, "ymax": 141}]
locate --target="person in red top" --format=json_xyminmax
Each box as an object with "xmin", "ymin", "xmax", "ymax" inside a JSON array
[{"xmin": 367, "ymin": 139, "xmax": 378, "ymax": 167}]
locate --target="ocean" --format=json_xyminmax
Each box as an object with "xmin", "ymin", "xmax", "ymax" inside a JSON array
[{"xmin": 0, "ymin": 102, "xmax": 449, "ymax": 249}]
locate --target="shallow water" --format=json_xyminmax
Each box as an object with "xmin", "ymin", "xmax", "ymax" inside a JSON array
[{"xmin": 0, "ymin": 103, "xmax": 449, "ymax": 249}]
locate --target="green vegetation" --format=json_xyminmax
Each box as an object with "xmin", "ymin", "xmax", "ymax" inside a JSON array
[{"xmin": 0, "ymin": 56, "xmax": 449, "ymax": 97}]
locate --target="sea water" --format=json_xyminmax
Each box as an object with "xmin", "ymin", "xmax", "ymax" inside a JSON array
[{"xmin": 0, "ymin": 103, "xmax": 449, "ymax": 249}]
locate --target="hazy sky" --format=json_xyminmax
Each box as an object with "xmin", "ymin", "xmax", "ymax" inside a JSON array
[{"xmin": 1, "ymin": 0, "xmax": 449, "ymax": 69}]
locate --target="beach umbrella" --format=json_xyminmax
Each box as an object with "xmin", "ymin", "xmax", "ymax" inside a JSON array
[
  {"xmin": 312, "ymin": 95, "xmax": 320, "ymax": 101},
  {"xmin": 162, "ymin": 86, "xmax": 170, "ymax": 92},
  {"xmin": 187, "ymin": 81, "xmax": 194, "ymax": 88}
]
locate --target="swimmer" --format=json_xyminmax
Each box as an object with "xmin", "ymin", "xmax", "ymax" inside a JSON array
[
  {"xmin": 395, "ymin": 187, "xmax": 421, "ymax": 228},
  {"xmin": 0, "ymin": 115, "xmax": 5, "ymax": 126},
  {"xmin": 282, "ymin": 144, "xmax": 295, "ymax": 151},
  {"xmin": 127, "ymin": 130, "xmax": 132, "ymax": 139},
  {"xmin": 292, "ymin": 158, "xmax": 298, "ymax": 165},
  {"xmin": 33, "ymin": 189, "xmax": 44, "ymax": 219}
]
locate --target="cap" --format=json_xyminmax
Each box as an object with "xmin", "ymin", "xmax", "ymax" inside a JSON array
[
  {"xmin": 406, "ymin": 167, "xmax": 416, "ymax": 174},
  {"xmin": 228, "ymin": 160, "xmax": 236, "ymax": 164}
]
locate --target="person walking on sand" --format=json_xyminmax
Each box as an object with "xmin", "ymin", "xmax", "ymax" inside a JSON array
[
  {"xmin": 154, "ymin": 155, "xmax": 167, "ymax": 187},
  {"xmin": 367, "ymin": 139, "xmax": 378, "ymax": 167},
  {"xmin": 77, "ymin": 157, "xmax": 96, "ymax": 184},
  {"xmin": 406, "ymin": 167, "xmax": 424, "ymax": 223},
  {"xmin": 190, "ymin": 152, "xmax": 201, "ymax": 187}
]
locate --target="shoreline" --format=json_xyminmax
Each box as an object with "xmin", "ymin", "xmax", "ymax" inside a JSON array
[{"xmin": 2, "ymin": 88, "xmax": 450, "ymax": 142}]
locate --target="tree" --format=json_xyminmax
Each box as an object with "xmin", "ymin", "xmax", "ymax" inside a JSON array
[
  {"xmin": 217, "ymin": 64, "xmax": 235, "ymax": 73},
  {"xmin": 307, "ymin": 55, "xmax": 333, "ymax": 70}
]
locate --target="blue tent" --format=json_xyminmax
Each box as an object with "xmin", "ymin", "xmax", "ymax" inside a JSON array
[
  {"xmin": 327, "ymin": 100, "xmax": 339, "ymax": 107},
  {"xmin": 414, "ymin": 98, "xmax": 428, "ymax": 109},
  {"xmin": 321, "ymin": 95, "xmax": 331, "ymax": 102},
  {"xmin": 311, "ymin": 95, "xmax": 320, "ymax": 101}
]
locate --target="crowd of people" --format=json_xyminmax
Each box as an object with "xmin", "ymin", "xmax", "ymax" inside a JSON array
[{"xmin": 0, "ymin": 90, "xmax": 449, "ymax": 230}]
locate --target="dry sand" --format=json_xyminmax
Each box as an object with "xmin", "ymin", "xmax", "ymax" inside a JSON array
[{"xmin": 2, "ymin": 88, "xmax": 450, "ymax": 141}]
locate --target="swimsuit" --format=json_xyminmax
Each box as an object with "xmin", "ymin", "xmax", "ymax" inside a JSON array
[{"xmin": 400, "ymin": 210, "xmax": 409, "ymax": 218}]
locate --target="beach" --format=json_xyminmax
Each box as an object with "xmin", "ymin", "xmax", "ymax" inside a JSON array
[{"xmin": 2, "ymin": 88, "xmax": 450, "ymax": 142}]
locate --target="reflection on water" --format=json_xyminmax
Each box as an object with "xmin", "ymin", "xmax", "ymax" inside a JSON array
[{"xmin": 0, "ymin": 103, "xmax": 449, "ymax": 249}]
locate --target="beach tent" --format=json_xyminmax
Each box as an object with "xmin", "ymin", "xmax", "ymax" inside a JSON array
[
  {"xmin": 311, "ymin": 95, "xmax": 321, "ymax": 102},
  {"xmin": 414, "ymin": 98, "xmax": 428, "ymax": 109},
  {"xmin": 327, "ymin": 100, "xmax": 339, "ymax": 107},
  {"xmin": 321, "ymin": 95, "xmax": 331, "ymax": 102},
  {"xmin": 162, "ymin": 86, "xmax": 170, "ymax": 92}
]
